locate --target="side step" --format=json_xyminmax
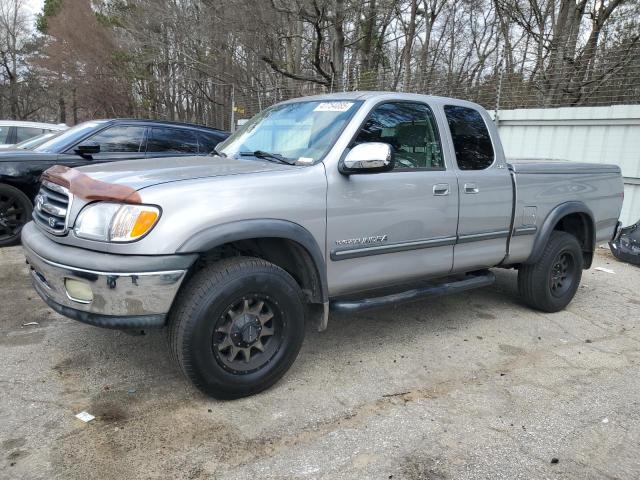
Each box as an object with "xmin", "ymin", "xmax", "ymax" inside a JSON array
[{"xmin": 330, "ymin": 270, "xmax": 495, "ymax": 314}]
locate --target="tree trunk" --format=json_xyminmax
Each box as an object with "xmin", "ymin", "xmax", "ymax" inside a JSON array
[
  {"xmin": 402, "ymin": 0, "xmax": 418, "ymax": 90},
  {"xmin": 72, "ymin": 88, "xmax": 78, "ymax": 125},
  {"xmin": 331, "ymin": 0, "xmax": 345, "ymax": 90},
  {"xmin": 58, "ymin": 92, "xmax": 66, "ymax": 124},
  {"xmin": 493, "ymin": 0, "xmax": 514, "ymax": 74},
  {"xmin": 360, "ymin": 0, "xmax": 377, "ymax": 71},
  {"xmin": 544, "ymin": 0, "xmax": 588, "ymax": 105}
]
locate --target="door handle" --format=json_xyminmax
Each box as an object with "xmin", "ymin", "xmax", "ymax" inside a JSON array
[
  {"xmin": 464, "ymin": 183, "xmax": 479, "ymax": 194},
  {"xmin": 433, "ymin": 183, "xmax": 450, "ymax": 196}
]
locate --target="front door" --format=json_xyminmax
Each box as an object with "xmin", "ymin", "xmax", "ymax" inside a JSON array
[
  {"xmin": 61, "ymin": 125, "xmax": 148, "ymax": 164},
  {"xmin": 442, "ymin": 105, "xmax": 513, "ymax": 270},
  {"xmin": 326, "ymin": 101, "xmax": 459, "ymax": 296}
]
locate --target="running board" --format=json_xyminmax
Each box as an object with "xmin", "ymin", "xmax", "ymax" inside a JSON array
[{"xmin": 330, "ymin": 271, "xmax": 495, "ymax": 313}]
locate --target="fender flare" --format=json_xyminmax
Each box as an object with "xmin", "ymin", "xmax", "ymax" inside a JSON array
[
  {"xmin": 525, "ymin": 201, "xmax": 595, "ymax": 266},
  {"xmin": 176, "ymin": 219, "xmax": 328, "ymax": 302}
]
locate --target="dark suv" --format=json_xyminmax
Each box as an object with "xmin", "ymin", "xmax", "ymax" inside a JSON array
[{"xmin": 0, "ymin": 119, "xmax": 228, "ymax": 246}]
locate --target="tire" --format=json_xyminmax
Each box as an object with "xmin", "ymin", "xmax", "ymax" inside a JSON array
[
  {"xmin": 518, "ymin": 231, "xmax": 584, "ymax": 312},
  {"xmin": 0, "ymin": 183, "xmax": 33, "ymax": 247},
  {"xmin": 168, "ymin": 256, "xmax": 306, "ymax": 399}
]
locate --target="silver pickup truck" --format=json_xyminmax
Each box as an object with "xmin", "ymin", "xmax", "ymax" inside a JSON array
[{"xmin": 21, "ymin": 92, "xmax": 624, "ymax": 398}]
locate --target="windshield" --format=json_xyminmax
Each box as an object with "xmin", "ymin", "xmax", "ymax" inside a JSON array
[
  {"xmin": 218, "ymin": 100, "xmax": 362, "ymax": 163},
  {"xmin": 34, "ymin": 121, "xmax": 106, "ymax": 153}
]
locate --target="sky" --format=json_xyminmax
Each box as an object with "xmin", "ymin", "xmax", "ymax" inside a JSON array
[{"xmin": 23, "ymin": 0, "xmax": 44, "ymax": 25}]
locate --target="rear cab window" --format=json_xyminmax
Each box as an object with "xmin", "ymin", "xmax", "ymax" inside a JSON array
[{"xmin": 444, "ymin": 105, "xmax": 494, "ymax": 170}]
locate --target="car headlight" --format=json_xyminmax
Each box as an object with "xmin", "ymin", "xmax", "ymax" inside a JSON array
[{"xmin": 74, "ymin": 202, "xmax": 160, "ymax": 242}]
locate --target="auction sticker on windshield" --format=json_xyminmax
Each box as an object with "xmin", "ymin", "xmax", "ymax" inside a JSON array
[{"xmin": 314, "ymin": 102, "xmax": 354, "ymax": 112}]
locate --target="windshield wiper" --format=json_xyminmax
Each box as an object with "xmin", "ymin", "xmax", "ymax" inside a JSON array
[
  {"xmin": 213, "ymin": 146, "xmax": 226, "ymax": 157},
  {"xmin": 239, "ymin": 150, "xmax": 297, "ymax": 165}
]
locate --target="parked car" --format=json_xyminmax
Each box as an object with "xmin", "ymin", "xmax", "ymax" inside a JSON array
[
  {"xmin": 0, "ymin": 120, "xmax": 67, "ymax": 148},
  {"xmin": 21, "ymin": 92, "xmax": 623, "ymax": 399},
  {"xmin": 0, "ymin": 119, "xmax": 228, "ymax": 246},
  {"xmin": 609, "ymin": 219, "xmax": 640, "ymax": 265}
]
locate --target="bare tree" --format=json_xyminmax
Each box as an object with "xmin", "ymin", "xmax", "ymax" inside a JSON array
[
  {"xmin": 1, "ymin": 0, "xmax": 636, "ymax": 125},
  {"xmin": 0, "ymin": 0, "xmax": 29, "ymax": 118}
]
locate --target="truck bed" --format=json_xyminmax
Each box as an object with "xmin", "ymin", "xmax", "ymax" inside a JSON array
[{"xmin": 506, "ymin": 158, "xmax": 623, "ymax": 264}]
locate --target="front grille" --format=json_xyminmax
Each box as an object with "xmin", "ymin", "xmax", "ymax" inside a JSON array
[{"xmin": 33, "ymin": 181, "xmax": 72, "ymax": 235}]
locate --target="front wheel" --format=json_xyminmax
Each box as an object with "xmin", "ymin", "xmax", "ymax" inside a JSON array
[
  {"xmin": 168, "ymin": 257, "xmax": 306, "ymax": 399},
  {"xmin": 0, "ymin": 184, "xmax": 32, "ymax": 247},
  {"xmin": 518, "ymin": 231, "xmax": 584, "ymax": 312}
]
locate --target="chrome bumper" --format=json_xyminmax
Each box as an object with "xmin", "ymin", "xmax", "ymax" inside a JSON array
[
  {"xmin": 20, "ymin": 221, "xmax": 196, "ymax": 329},
  {"xmin": 23, "ymin": 245, "xmax": 188, "ymax": 329}
]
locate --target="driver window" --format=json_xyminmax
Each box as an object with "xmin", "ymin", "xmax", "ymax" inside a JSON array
[
  {"xmin": 82, "ymin": 126, "xmax": 146, "ymax": 153},
  {"xmin": 353, "ymin": 102, "xmax": 444, "ymax": 170}
]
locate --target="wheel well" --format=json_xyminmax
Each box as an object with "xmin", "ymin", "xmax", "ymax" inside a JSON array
[
  {"xmin": 553, "ymin": 213, "xmax": 595, "ymax": 267},
  {"xmin": 196, "ymin": 237, "xmax": 324, "ymax": 304},
  {"xmin": 0, "ymin": 180, "xmax": 37, "ymax": 201}
]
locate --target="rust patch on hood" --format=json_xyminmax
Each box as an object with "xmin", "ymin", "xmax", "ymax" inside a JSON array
[{"xmin": 42, "ymin": 165, "xmax": 141, "ymax": 204}]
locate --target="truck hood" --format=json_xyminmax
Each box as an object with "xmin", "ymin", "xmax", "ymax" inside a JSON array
[{"xmin": 76, "ymin": 154, "xmax": 292, "ymax": 190}]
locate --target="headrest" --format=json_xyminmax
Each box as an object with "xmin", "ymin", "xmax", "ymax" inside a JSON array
[{"xmin": 396, "ymin": 123, "xmax": 425, "ymax": 147}]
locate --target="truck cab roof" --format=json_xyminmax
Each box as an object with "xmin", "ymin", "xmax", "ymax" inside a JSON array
[{"xmin": 281, "ymin": 91, "xmax": 486, "ymax": 111}]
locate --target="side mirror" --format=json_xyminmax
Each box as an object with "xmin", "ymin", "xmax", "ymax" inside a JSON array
[
  {"xmin": 339, "ymin": 142, "xmax": 394, "ymax": 175},
  {"xmin": 74, "ymin": 141, "xmax": 100, "ymax": 158}
]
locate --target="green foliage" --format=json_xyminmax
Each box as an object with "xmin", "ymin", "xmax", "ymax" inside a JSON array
[
  {"xmin": 36, "ymin": 0, "xmax": 63, "ymax": 33},
  {"xmin": 95, "ymin": 11, "xmax": 121, "ymax": 28}
]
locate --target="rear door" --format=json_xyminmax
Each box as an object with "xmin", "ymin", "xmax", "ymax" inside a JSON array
[
  {"xmin": 326, "ymin": 100, "xmax": 459, "ymax": 295},
  {"xmin": 443, "ymin": 105, "xmax": 513, "ymax": 270},
  {"xmin": 146, "ymin": 127, "xmax": 199, "ymax": 158}
]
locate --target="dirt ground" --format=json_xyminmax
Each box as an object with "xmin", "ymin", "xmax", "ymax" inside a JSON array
[{"xmin": 1, "ymin": 244, "xmax": 639, "ymax": 480}]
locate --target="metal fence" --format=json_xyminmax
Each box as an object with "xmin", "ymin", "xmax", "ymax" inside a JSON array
[{"xmin": 229, "ymin": 45, "xmax": 640, "ymax": 128}]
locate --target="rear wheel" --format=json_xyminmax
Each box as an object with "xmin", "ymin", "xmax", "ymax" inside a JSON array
[
  {"xmin": 518, "ymin": 231, "xmax": 583, "ymax": 312},
  {"xmin": 0, "ymin": 184, "xmax": 32, "ymax": 247},
  {"xmin": 168, "ymin": 257, "xmax": 306, "ymax": 399}
]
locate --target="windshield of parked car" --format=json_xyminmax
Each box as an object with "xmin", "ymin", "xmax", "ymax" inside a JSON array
[
  {"xmin": 33, "ymin": 121, "xmax": 107, "ymax": 153},
  {"xmin": 218, "ymin": 100, "xmax": 362, "ymax": 163}
]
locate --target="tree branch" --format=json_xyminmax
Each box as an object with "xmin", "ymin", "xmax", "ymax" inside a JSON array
[{"xmin": 261, "ymin": 55, "xmax": 330, "ymax": 86}]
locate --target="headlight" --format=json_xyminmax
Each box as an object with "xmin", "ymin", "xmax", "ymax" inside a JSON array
[{"xmin": 74, "ymin": 203, "xmax": 160, "ymax": 242}]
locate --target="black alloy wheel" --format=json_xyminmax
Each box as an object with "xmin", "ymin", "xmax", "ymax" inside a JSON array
[
  {"xmin": 0, "ymin": 184, "xmax": 32, "ymax": 247},
  {"xmin": 168, "ymin": 256, "xmax": 306, "ymax": 399},
  {"xmin": 212, "ymin": 295, "xmax": 283, "ymax": 374},
  {"xmin": 549, "ymin": 251, "xmax": 576, "ymax": 298},
  {"xmin": 518, "ymin": 231, "xmax": 584, "ymax": 312}
]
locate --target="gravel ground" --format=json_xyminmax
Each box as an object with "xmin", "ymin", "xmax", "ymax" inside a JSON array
[{"xmin": 1, "ymin": 245, "xmax": 639, "ymax": 480}]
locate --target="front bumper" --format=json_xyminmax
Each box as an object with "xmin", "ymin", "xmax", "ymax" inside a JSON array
[{"xmin": 21, "ymin": 222, "xmax": 197, "ymax": 329}]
